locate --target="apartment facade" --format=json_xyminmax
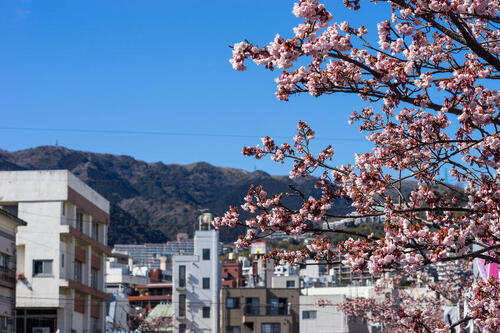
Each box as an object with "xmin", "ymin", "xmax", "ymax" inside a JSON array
[
  {"xmin": 172, "ymin": 213, "xmax": 220, "ymax": 333},
  {"xmin": 0, "ymin": 170, "xmax": 111, "ymax": 333},
  {"xmin": 0, "ymin": 209, "xmax": 27, "ymax": 333},
  {"xmin": 220, "ymin": 288, "xmax": 300, "ymax": 333},
  {"xmin": 300, "ymin": 287, "xmax": 377, "ymax": 333}
]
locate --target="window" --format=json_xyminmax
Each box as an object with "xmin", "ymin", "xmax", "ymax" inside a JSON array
[
  {"xmin": 267, "ymin": 298, "xmax": 287, "ymax": 315},
  {"xmin": 92, "ymin": 222, "xmax": 99, "ymax": 241},
  {"xmin": 178, "ymin": 294, "xmax": 186, "ymax": 317},
  {"xmin": 179, "ymin": 265, "xmax": 186, "ymax": 288},
  {"xmin": 286, "ymin": 280, "xmax": 295, "ymax": 288},
  {"xmin": 61, "ymin": 254, "xmax": 64, "ymax": 268},
  {"xmin": 202, "ymin": 248, "xmax": 210, "ymax": 260},
  {"xmin": 91, "ymin": 268, "xmax": 99, "ymax": 289},
  {"xmin": 0, "ymin": 254, "xmax": 8, "ymax": 268},
  {"xmin": 74, "ymin": 260, "xmax": 83, "ymax": 282},
  {"xmin": 261, "ymin": 323, "xmax": 280, "ymax": 333},
  {"xmin": 0, "ymin": 316, "xmax": 8, "ymax": 333},
  {"xmin": 202, "ymin": 306, "xmax": 210, "ymax": 318},
  {"xmin": 62, "ymin": 202, "xmax": 66, "ymax": 216},
  {"xmin": 227, "ymin": 327, "xmax": 240, "ymax": 333},
  {"xmin": 302, "ymin": 310, "xmax": 317, "ymax": 319},
  {"xmin": 76, "ymin": 211, "xmax": 83, "ymax": 232},
  {"xmin": 226, "ymin": 297, "xmax": 240, "ymax": 309},
  {"xmin": 245, "ymin": 297, "xmax": 259, "ymax": 315},
  {"xmin": 179, "ymin": 324, "xmax": 186, "ymax": 333},
  {"xmin": 33, "ymin": 260, "xmax": 52, "ymax": 276},
  {"xmin": 202, "ymin": 277, "xmax": 210, "ymax": 289}
]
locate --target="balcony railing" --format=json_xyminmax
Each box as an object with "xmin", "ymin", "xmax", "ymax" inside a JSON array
[
  {"xmin": 242, "ymin": 304, "xmax": 289, "ymax": 316},
  {"xmin": 0, "ymin": 267, "xmax": 15, "ymax": 284}
]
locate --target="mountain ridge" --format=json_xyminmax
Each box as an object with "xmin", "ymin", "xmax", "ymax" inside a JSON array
[{"xmin": 0, "ymin": 146, "xmax": 352, "ymax": 245}]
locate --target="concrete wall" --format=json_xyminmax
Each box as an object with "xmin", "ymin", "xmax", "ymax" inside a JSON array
[
  {"xmin": 299, "ymin": 294, "xmax": 346, "ymax": 333},
  {"xmin": 272, "ymin": 275, "xmax": 300, "ymax": 289},
  {"xmin": 16, "ymin": 201, "xmax": 62, "ymax": 308}
]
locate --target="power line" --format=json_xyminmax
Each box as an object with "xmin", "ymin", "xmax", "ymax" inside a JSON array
[{"xmin": 0, "ymin": 126, "xmax": 363, "ymax": 142}]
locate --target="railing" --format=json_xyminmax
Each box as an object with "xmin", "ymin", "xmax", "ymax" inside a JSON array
[
  {"xmin": 242, "ymin": 304, "xmax": 289, "ymax": 316},
  {"xmin": 0, "ymin": 267, "xmax": 15, "ymax": 284},
  {"xmin": 243, "ymin": 304, "xmax": 260, "ymax": 316},
  {"xmin": 266, "ymin": 304, "xmax": 288, "ymax": 316}
]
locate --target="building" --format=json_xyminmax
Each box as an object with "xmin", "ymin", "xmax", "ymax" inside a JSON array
[
  {"xmin": 271, "ymin": 275, "xmax": 299, "ymax": 289},
  {"xmin": 220, "ymin": 287, "xmax": 300, "ymax": 333},
  {"xmin": 172, "ymin": 213, "xmax": 220, "ymax": 332},
  {"xmin": 0, "ymin": 209, "xmax": 26, "ymax": 332},
  {"xmin": 128, "ymin": 269, "xmax": 173, "ymax": 310},
  {"xmin": 114, "ymin": 234, "xmax": 194, "ymax": 269},
  {"xmin": 221, "ymin": 258, "xmax": 243, "ymax": 288},
  {"xmin": 0, "ymin": 170, "xmax": 111, "ymax": 333},
  {"xmin": 299, "ymin": 286, "xmax": 377, "ymax": 333}
]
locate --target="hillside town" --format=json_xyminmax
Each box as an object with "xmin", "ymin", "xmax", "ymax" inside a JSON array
[{"xmin": 0, "ymin": 169, "xmax": 379, "ymax": 332}]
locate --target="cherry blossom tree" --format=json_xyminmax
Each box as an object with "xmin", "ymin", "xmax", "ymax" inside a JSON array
[{"xmin": 215, "ymin": 0, "xmax": 499, "ymax": 331}]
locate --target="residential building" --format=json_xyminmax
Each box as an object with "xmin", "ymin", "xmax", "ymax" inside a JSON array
[
  {"xmin": 221, "ymin": 258, "xmax": 243, "ymax": 288},
  {"xmin": 114, "ymin": 234, "xmax": 195, "ymax": 269},
  {"xmin": 128, "ymin": 269, "xmax": 173, "ymax": 310},
  {"xmin": 300, "ymin": 286, "xmax": 377, "ymax": 333},
  {"xmin": 0, "ymin": 209, "xmax": 26, "ymax": 332},
  {"xmin": 220, "ymin": 287, "xmax": 300, "ymax": 333},
  {"xmin": 172, "ymin": 213, "xmax": 220, "ymax": 333},
  {"xmin": 0, "ymin": 170, "xmax": 111, "ymax": 333}
]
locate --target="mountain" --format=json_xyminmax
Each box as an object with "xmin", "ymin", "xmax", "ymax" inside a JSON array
[{"xmin": 0, "ymin": 146, "xmax": 353, "ymax": 245}]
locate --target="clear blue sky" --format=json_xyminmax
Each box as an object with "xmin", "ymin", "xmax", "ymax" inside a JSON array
[{"xmin": 0, "ymin": 0, "xmax": 385, "ymax": 175}]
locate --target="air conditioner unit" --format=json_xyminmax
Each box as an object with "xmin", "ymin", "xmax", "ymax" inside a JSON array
[{"xmin": 32, "ymin": 328, "xmax": 50, "ymax": 333}]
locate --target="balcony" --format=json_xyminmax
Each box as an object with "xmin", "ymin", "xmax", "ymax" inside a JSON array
[
  {"xmin": 242, "ymin": 303, "xmax": 290, "ymax": 323},
  {"xmin": 59, "ymin": 225, "xmax": 112, "ymax": 255},
  {"xmin": 0, "ymin": 267, "xmax": 15, "ymax": 287}
]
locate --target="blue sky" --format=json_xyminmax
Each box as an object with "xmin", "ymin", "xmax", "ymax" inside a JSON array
[{"xmin": 0, "ymin": 0, "xmax": 385, "ymax": 175}]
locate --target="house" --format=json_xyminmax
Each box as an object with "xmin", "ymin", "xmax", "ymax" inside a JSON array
[{"xmin": 0, "ymin": 170, "xmax": 111, "ymax": 333}]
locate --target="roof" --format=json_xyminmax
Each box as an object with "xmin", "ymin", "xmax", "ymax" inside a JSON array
[
  {"xmin": 0, "ymin": 208, "xmax": 27, "ymax": 226},
  {"xmin": 147, "ymin": 303, "xmax": 174, "ymax": 318},
  {"xmin": 146, "ymin": 304, "xmax": 174, "ymax": 330}
]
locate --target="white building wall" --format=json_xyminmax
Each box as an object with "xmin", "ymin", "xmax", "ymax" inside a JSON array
[
  {"xmin": 299, "ymin": 294, "xmax": 346, "ymax": 333},
  {"xmin": 300, "ymin": 286, "xmax": 377, "ymax": 333},
  {"xmin": 16, "ymin": 201, "xmax": 62, "ymax": 308}
]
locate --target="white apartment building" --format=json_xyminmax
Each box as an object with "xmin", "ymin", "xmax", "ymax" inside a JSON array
[
  {"xmin": 299, "ymin": 286, "xmax": 377, "ymax": 333},
  {"xmin": 172, "ymin": 213, "xmax": 220, "ymax": 333},
  {"xmin": 0, "ymin": 170, "xmax": 111, "ymax": 333}
]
